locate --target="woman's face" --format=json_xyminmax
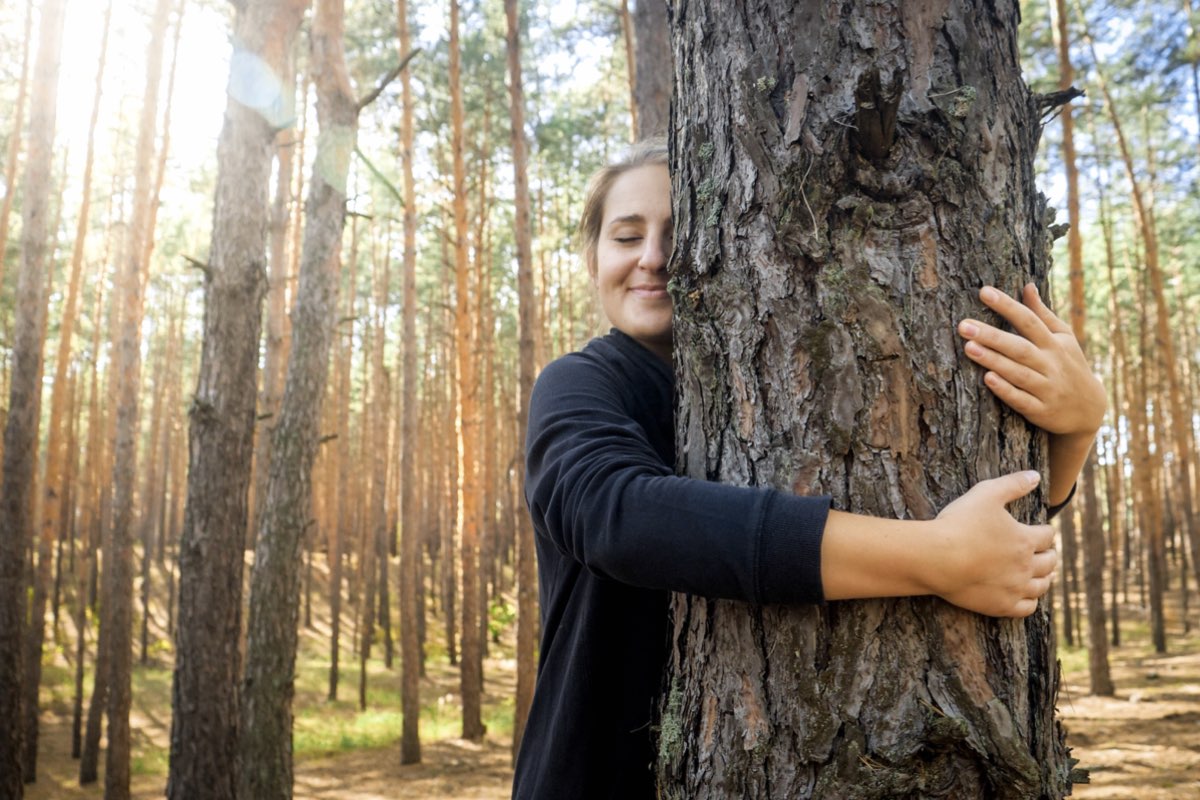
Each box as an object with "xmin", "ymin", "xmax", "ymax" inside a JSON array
[{"xmin": 593, "ymin": 164, "xmax": 673, "ymax": 361}]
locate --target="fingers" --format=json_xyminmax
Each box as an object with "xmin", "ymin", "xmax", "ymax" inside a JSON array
[
  {"xmin": 958, "ymin": 318, "xmax": 1046, "ymax": 374},
  {"xmin": 964, "ymin": 338, "xmax": 1046, "ymax": 392},
  {"xmin": 982, "ymin": 470, "xmax": 1042, "ymax": 505},
  {"xmin": 1021, "ymin": 283, "xmax": 1072, "ymax": 335},
  {"xmin": 1031, "ymin": 547, "xmax": 1058, "ymax": 578},
  {"xmin": 977, "ymin": 285, "xmax": 1057, "ymax": 346},
  {"xmin": 981, "ymin": 369, "xmax": 1044, "ymax": 419},
  {"xmin": 1036, "ymin": 523, "xmax": 1055, "ymax": 553}
]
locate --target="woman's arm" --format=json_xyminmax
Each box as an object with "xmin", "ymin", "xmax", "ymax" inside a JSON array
[
  {"xmin": 957, "ymin": 283, "xmax": 1106, "ymax": 506},
  {"xmin": 821, "ymin": 471, "xmax": 1057, "ymax": 618}
]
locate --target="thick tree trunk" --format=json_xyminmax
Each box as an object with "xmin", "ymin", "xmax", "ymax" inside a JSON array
[
  {"xmin": 0, "ymin": 0, "xmax": 66, "ymax": 792},
  {"xmin": 661, "ymin": 3, "xmax": 1071, "ymax": 797},
  {"xmin": 169, "ymin": 2, "xmax": 307, "ymax": 798}
]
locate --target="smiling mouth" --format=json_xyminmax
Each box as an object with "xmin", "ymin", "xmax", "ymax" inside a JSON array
[{"xmin": 630, "ymin": 285, "xmax": 669, "ymax": 296}]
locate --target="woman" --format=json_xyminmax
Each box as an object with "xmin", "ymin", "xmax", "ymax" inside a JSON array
[{"xmin": 511, "ymin": 141, "xmax": 1104, "ymax": 799}]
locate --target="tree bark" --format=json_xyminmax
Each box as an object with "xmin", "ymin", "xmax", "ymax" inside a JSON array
[
  {"xmin": 504, "ymin": 0, "xmax": 540, "ymax": 762},
  {"xmin": 105, "ymin": 1, "xmax": 174, "ymax": 794},
  {"xmin": 238, "ymin": 1, "xmax": 357, "ymax": 793},
  {"xmin": 1052, "ymin": 0, "xmax": 1112, "ymax": 694},
  {"xmin": 660, "ymin": 3, "xmax": 1071, "ymax": 797},
  {"xmin": 449, "ymin": 0, "xmax": 485, "ymax": 741},
  {"xmin": 0, "ymin": 0, "xmax": 66, "ymax": 791},
  {"xmin": 632, "ymin": 0, "xmax": 671, "ymax": 138},
  {"xmin": 0, "ymin": 0, "xmax": 33, "ymax": 301},
  {"xmin": 397, "ymin": 0, "xmax": 422, "ymax": 765},
  {"xmin": 169, "ymin": 2, "xmax": 307, "ymax": 798}
]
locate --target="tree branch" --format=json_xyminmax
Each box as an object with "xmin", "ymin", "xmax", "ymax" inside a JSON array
[{"xmin": 357, "ymin": 47, "xmax": 421, "ymax": 112}]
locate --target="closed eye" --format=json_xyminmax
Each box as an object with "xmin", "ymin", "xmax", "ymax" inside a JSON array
[{"xmin": 614, "ymin": 236, "xmax": 642, "ymax": 244}]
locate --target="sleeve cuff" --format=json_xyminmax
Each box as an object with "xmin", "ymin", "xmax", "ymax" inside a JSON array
[
  {"xmin": 1047, "ymin": 482, "xmax": 1077, "ymax": 520},
  {"xmin": 756, "ymin": 491, "xmax": 831, "ymax": 606}
]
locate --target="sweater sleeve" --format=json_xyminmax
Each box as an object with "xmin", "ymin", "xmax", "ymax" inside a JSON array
[{"xmin": 525, "ymin": 352, "xmax": 830, "ymax": 605}]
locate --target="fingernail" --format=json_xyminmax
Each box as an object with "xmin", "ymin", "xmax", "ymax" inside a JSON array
[
  {"xmin": 959, "ymin": 321, "xmax": 978, "ymax": 337},
  {"xmin": 1024, "ymin": 470, "xmax": 1040, "ymax": 487},
  {"xmin": 981, "ymin": 286, "xmax": 998, "ymax": 303}
]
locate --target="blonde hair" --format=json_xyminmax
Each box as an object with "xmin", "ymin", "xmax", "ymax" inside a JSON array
[{"xmin": 579, "ymin": 138, "xmax": 669, "ymax": 277}]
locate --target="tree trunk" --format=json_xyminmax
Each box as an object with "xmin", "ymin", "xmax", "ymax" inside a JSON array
[
  {"xmin": 239, "ymin": 1, "xmax": 356, "ymax": 792},
  {"xmin": 632, "ymin": 0, "xmax": 671, "ymax": 138},
  {"xmin": 503, "ymin": 0, "xmax": 540, "ymax": 761},
  {"xmin": 0, "ymin": 0, "xmax": 33, "ymax": 301},
  {"xmin": 1081, "ymin": 10, "xmax": 1200, "ymax": 599},
  {"xmin": 449, "ymin": 0, "xmax": 484, "ymax": 739},
  {"xmin": 397, "ymin": 0, "xmax": 422, "ymax": 765},
  {"xmin": 660, "ymin": 3, "xmax": 1071, "ymax": 797},
  {"xmin": 1052, "ymin": 0, "xmax": 1111, "ymax": 694},
  {"xmin": 0, "ymin": 0, "xmax": 66, "ymax": 791},
  {"xmin": 169, "ymin": 2, "xmax": 307, "ymax": 798},
  {"xmin": 105, "ymin": 1, "xmax": 174, "ymax": 794}
]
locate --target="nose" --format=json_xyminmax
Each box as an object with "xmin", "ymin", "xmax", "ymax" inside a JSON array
[{"xmin": 638, "ymin": 234, "xmax": 669, "ymax": 270}]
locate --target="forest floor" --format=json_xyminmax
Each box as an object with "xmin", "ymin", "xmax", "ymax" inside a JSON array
[{"xmin": 24, "ymin": 557, "xmax": 1200, "ymax": 799}]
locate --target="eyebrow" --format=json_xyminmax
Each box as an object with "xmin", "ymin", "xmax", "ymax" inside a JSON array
[{"xmin": 606, "ymin": 214, "xmax": 673, "ymax": 227}]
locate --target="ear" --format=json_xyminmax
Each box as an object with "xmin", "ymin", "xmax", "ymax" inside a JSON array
[{"xmin": 587, "ymin": 250, "xmax": 598, "ymax": 285}]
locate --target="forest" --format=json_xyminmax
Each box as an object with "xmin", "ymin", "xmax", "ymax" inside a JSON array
[{"xmin": 0, "ymin": 0, "xmax": 1197, "ymax": 798}]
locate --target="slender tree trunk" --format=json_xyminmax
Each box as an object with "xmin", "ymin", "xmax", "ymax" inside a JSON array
[
  {"xmin": 1052, "ymin": 0, "xmax": 1111, "ymax": 694},
  {"xmin": 661, "ymin": 3, "xmax": 1071, "ymax": 796},
  {"xmin": 1080, "ymin": 9, "xmax": 1200, "ymax": 598},
  {"xmin": 0, "ymin": 0, "xmax": 33, "ymax": 302},
  {"xmin": 504, "ymin": 0, "xmax": 540, "ymax": 761},
  {"xmin": 0, "ymin": 0, "xmax": 66, "ymax": 791},
  {"xmin": 397, "ymin": 0, "xmax": 422, "ymax": 765},
  {"xmin": 20, "ymin": 0, "xmax": 111, "ymax": 780},
  {"xmin": 105, "ymin": 2, "xmax": 174, "ymax": 794},
  {"xmin": 1098, "ymin": 179, "xmax": 1124, "ymax": 648},
  {"xmin": 169, "ymin": 2, "xmax": 308, "ymax": 797},
  {"xmin": 239, "ymin": 2, "xmax": 365, "ymax": 792},
  {"xmin": 449, "ymin": 0, "xmax": 483, "ymax": 739}
]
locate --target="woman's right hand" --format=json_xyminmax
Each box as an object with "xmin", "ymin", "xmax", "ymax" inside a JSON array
[{"xmin": 927, "ymin": 471, "xmax": 1058, "ymax": 618}]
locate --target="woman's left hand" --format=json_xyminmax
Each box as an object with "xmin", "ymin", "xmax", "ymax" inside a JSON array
[{"xmin": 957, "ymin": 283, "xmax": 1106, "ymax": 438}]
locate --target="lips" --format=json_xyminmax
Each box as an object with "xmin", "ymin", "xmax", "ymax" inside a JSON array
[{"xmin": 630, "ymin": 284, "xmax": 669, "ymax": 298}]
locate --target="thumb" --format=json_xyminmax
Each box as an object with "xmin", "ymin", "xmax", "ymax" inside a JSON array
[{"xmin": 986, "ymin": 470, "xmax": 1042, "ymax": 505}]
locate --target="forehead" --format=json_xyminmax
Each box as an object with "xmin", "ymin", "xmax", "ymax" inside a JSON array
[{"xmin": 601, "ymin": 164, "xmax": 671, "ymax": 226}]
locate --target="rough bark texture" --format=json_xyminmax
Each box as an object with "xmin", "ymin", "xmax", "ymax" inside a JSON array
[
  {"xmin": 660, "ymin": 2, "xmax": 1071, "ymax": 797},
  {"xmin": 632, "ymin": 0, "xmax": 671, "ymax": 138},
  {"xmin": 168, "ymin": 2, "xmax": 307, "ymax": 798},
  {"xmin": 238, "ymin": 2, "xmax": 352, "ymax": 794},
  {"xmin": 0, "ymin": 0, "xmax": 65, "ymax": 792}
]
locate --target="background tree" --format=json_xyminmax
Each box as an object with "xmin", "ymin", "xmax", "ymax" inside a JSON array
[
  {"xmin": 0, "ymin": 0, "xmax": 66, "ymax": 792},
  {"xmin": 660, "ymin": 2, "xmax": 1072, "ymax": 796},
  {"xmin": 168, "ymin": 1, "xmax": 308, "ymax": 797}
]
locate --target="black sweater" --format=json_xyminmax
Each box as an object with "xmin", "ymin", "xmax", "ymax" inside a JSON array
[{"xmin": 512, "ymin": 330, "xmax": 831, "ymax": 799}]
